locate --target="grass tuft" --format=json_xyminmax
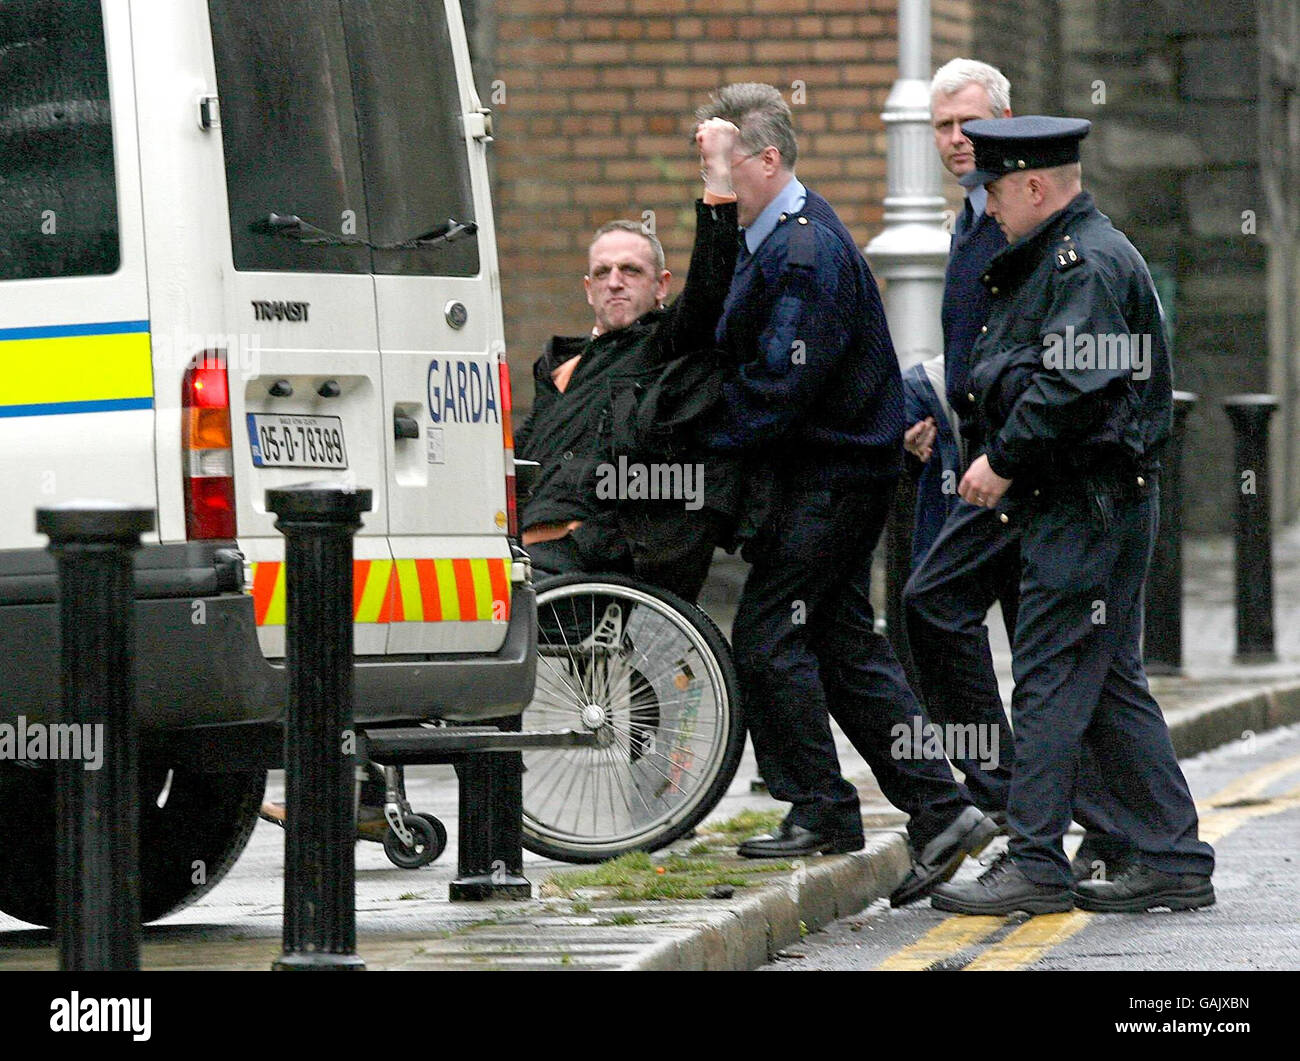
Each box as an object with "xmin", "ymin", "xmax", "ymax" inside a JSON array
[
  {"xmin": 699, "ymin": 808, "xmax": 785, "ymax": 838},
  {"xmin": 540, "ymin": 844, "xmax": 795, "ymax": 902}
]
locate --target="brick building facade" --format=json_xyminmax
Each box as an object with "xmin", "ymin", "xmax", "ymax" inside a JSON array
[
  {"xmin": 485, "ymin": 0, "xmax": 902, "ymax": 391},
  {"xmin": 466, "ymin": 0, "xmax": 1285, "ymax": 532}
]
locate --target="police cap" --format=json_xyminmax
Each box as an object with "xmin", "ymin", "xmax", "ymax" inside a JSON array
[{"xmin": 958, "ymin": 115, "xmax": 1092, "ymax": 188}]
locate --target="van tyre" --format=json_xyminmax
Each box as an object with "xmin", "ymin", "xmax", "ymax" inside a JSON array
[{"xmin": 0, "ymin": 760, "xmax": 265, "ymax": 927}]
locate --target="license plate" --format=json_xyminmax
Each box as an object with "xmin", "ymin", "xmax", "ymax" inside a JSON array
[{"xmin": 247, "ymin": 414, "xmax": 347, "ymax": 469}]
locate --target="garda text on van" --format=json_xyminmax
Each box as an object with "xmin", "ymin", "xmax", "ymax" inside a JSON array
[{"xmin": 427, "ymin": 358, "xmax": 500, "ymax": 425}]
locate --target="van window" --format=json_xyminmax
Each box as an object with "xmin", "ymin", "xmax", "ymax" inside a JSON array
[
  {"xmin": 0, "ymin": 0, "xmax": 120, "ymax": 281},
  {"xmin": 208, "ymin": 0, "xmax": 371, "ymax": 273},
  {"xmin": 342, "ymin": 0, "xmax": 479, "ymax": 277},
  {"xmin": 209, "ymin": 0, "xmax": 478, "ymax": 277}
]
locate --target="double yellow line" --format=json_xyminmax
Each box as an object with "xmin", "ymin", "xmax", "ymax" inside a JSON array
[{"xmin": 878, "ymin": 754, "xmax": 1300, "ymax": 971}]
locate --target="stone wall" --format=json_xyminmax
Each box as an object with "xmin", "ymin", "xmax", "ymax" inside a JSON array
[
  {"xmin": 971, "ymin": 0, "xmax": 1062, "ymax": 115},
  {"xmin": 990, "ymin": 0, "xmax": 1267, "ymax": 533},
  {"xmin": 1261, "ymin": 0, "xmax": 1300, "ymax": 522}
]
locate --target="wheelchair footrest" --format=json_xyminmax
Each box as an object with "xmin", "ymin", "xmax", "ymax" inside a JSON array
[{"xmin": 362, "ymin": 726, "xmax": 598, "ymax": 763}]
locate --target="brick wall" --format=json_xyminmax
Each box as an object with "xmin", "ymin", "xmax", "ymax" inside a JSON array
[
  {"xmin": 480, "ymin": 2, "xmax": 1274, "ymax": 534},
  {"xmin": 490, "ymin": 0, "xmax": 911, "ymax": 408}
]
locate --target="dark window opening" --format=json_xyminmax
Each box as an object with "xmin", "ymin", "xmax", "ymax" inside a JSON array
[
  {"xmin": 208, "ymin": 0, "xmax": 370, "ymax": 274},
  {"xmin": 341, "ymin": 0, "xmax": 478, "ymax": 277},
  {"xmin": 0, "ymin": 0, "xmax": 120, "ymax": 281},
  {"xmin": 209, "ymin": 0, "xmax": 478, "ymax": 277}
]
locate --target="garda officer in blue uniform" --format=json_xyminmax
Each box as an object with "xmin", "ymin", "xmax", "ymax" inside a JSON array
[
  {"xmin": 903, "ymin": 60, "xmax": 1020, "ymax": 818},
  {"xmin": 927, "ymin": 116, "xmax": 1216, "ymax": 915},
  {"xmin": 692, "ymin": 85, "xmax": 998, "ymax": 905},
  {"xmin": 906, "ymin": 66, "xmax": 1135, "ymax": 878}
]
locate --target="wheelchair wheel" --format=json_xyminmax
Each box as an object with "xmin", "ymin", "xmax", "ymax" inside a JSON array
[
  {"xmin": 521, "ymin": 572, "xmax": 744, "ymax": 863},
  {"xmin": 382, "ymin": 813, "xmax": 447, "ymax": 870}
]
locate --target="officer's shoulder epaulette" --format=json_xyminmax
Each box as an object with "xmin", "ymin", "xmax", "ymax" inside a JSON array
[
  {"xmin": 1053, "ymin": 234, "xmax": 1084, "ymax": 272},
  {"xmin": 786, "ymin": 214, "xmax": 816, "ymax": 268}
]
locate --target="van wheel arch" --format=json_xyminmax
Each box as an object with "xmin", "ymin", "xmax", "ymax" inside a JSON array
[{"xmin": 0, "ymin": 760, "xmax": 264, "ymax": 927}]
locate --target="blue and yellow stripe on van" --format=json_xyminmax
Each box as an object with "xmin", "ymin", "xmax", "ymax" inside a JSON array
[{"xmin": 0, "ymin": 320, "xmax": 153, "ymax": 418}]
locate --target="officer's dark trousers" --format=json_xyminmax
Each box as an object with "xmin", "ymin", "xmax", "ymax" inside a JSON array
[
  {"xmin": 904, "ymin": 501, "xmax": 1019, "ymax": 811},
  {"xmin": 904, "ymin": 499, "xmax": 1128, "ymax": 843},
  {"xmin": 731, "ymin": 478, "xmax": 970, "ymax": 850},
  {"xmin": 1006, "ymin": 481, "xmax": 1214, "ymax": 886}
]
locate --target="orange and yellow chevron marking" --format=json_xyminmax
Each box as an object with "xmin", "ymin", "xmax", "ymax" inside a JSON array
[
  {"xmin": 352, "ymin": 559, "xmax": 394, "ymax": 623},
  {"xmin": 251, "ymin": 560, "xmax": 287, "ymax": 626},
  {"xmin": 248, "ymin": 558, "xmax": 511, "ymax": 627}
]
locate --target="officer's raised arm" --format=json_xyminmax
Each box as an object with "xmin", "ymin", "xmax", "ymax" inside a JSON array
[
  {"xmin": 696, "ymin": 118, "xmax": 739, "ymax": 200},
  {"xmin": 655, "ymin": 119, "xmax": 741, "ymax": 362}
]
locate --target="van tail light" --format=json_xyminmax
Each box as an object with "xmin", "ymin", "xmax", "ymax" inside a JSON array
[
  {"xmin": 182, "ymin": 350, "xmax": 237, "ymax": 540},
  {"xmin": 498, "ymin": 352, "xmax": 518, "ymax": 538}
]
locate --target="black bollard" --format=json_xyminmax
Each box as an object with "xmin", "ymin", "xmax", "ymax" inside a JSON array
[
  {"xmin": 36, "ymin": 502, "xmax": 154, "ymax": 972},
  {"xmin": 267, "ymin": 483, "xmax": 372, "ymax": 970},
  {"xmin": 885, "ymin": 470, "xmax": 919, "ymax": 689},
  {"xmin": 1144, "ymin": 392, "xmax": 1197, "ymax": 674},
  {"xmin": 449, "ymin": 714, "xmax": 531, "ymax": 901},
  {"xmin": 1223, "ymin": 395, "xmax": 1279, "ymax": 663}
]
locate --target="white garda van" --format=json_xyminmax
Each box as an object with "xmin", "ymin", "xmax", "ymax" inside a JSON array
[{"xmin": 0, "ymin": 0, "xmax": 534, "ymax": 925}]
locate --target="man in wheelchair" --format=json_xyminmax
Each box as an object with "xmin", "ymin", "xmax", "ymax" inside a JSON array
[
  {"xmin": 264, "ymin": 127, "xmax": 747, "ymax": 856},
  {"xmin": 514, "ymin": 121, "xmax": 745, "ymax": 604}
]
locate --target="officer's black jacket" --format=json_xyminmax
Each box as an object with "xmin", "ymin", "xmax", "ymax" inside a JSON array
[
  {"xmin": 966, "ymin": 191, "xmax": 1173, "ymax": 492},
  {"xmin": 514, "ymin": 200, "xmax": 739, "ymax": 561}
]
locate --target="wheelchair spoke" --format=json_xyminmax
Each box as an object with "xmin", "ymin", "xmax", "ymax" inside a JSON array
[
  {"xmin": 534, "ymin": 647, "xmax": 589, "ymax": 709},
  {"xmin": 603, "ymin": 744, "xmax": 634, "ymax": 830},
  {"xmin": 522, "ymin": 743, "xmax": 579, "ymax": 811},
  {"xmin": 546, "ymin": 597, "xmax": 591, "ymax": 701},
  {"xmin": 522, "ymin": 576, "xmax": 740, "ymax": 859}
]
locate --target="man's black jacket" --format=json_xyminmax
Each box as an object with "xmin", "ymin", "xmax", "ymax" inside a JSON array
[
  {"xmin": 514, "ymin": 199, "xmax": 740, "ymax": 563},
  {"xmin": 966, "ymin": 191, "xmax": 1173, "ymax": 492}
]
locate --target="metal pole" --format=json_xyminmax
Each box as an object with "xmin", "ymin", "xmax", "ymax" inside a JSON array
[
  {"xmin": 449, "ymin": 714, "xmax": 531, "ymax": 901},
  {"xmin": 1144, "ymin": 391, "xmax": 1197, "ymax": 674},
  {"xmin": 267, "ymin": 483, "xmax": 371, "ymax": 970},
  {"xmin": 1223, "ymin": 395, "xmax": 1279, "ymax": 663},
  {"xmin": 36, "ymin": 502, "xmax": 154, "ymax": 972},
  {"xmin": 863, "ymin": 0, "xmax": 949, "ymax": 373}
]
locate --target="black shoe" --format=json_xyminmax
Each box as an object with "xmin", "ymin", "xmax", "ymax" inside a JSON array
[
  {"xmin": 930, "ymin": 852, "xmax": 1074, "ymax": 916},
  {"xmin": 1072, "ymin": 864, "xmax": 1215, "ymax": 913},
  {"xmin": 1070, "ymin": 833, "xmax": 1137, "ymax": 883},
  {"xmin": 889, "ymin": 806, "xmax": 1002, "ymax": 907},
  {"xmin": 737, "ymin": 820, "xmax": 864, "ymax": 859}
]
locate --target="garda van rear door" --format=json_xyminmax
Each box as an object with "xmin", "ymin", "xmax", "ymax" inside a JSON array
[
  {"xmin": 342, "ymin": 0, "xmax": 512, "ymax": 656},
  {"xmin": 203, "ymin": 0, "xmax": 389, "ymax": 656},
  {"xmin": 0, "ymin": 0, "xmax": 155, "ymax": 546}
]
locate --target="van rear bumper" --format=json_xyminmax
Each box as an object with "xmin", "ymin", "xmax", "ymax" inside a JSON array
[{"xmin": 0, "ymin": 542, "xmax": 537, "ymax": 738}]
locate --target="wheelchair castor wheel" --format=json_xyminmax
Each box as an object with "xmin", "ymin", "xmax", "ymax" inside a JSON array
[{"xmin": 382, "ymin": 812, "xmax": 448, "ymax": 869}]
